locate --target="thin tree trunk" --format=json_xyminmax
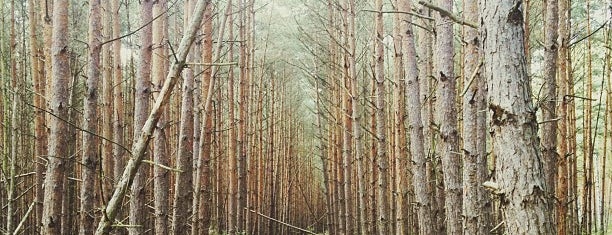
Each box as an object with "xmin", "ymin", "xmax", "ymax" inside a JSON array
[
  {"xmin": 374, "ymin": 0, "xmax": 389, "ymax": 233},
  {"xmin": 30, "ymin": 0, "xmax": 46, "ymax": 232},
  {"xmin": 42, "ymin": 0, "xmax": 70, "ymax": 232},
  {"xmin": 433, "ymin": 0, "xmax": 462, "ymax": 233},
  {"xmin": 480, "ymin": 0, "xmax": 554, "ymax": 233},
  {"xmin": 152, "ymin": 0, "xmax": 170, "ymax": 233},
  {"xmin": 556, "ymin": 1, "xmax": 570, "ymax": 233},
  {"xmin": 344, "ymin": 0, "xmax": 366, "ymax": 233},
  {"xmin": 129, "ymin": 1, "xmax": 153, "ymax": 233},
  {"xmin": 399, "ymin": 1, "xmax": 434, "ymax": 233},
  {"xmin": 197, "ymin": 3, "xmax": 214, "ymax": 234},
  {"xmin": 79, "ymin": 0, "xmax": 102, "ymax": 233},
  {"xmin": 172, "ymin": 1, "xmax": 195, "ymax": 233},
  {"xmin": 462, "ymin": 0, "xmax": 491, "ymax": 233},
  {"xmin": 542, "ymin": 0, "xmax": 559, "ymax": 218}
]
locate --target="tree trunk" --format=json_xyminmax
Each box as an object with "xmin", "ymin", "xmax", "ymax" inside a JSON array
[
  {"xmin": 129, "ymin": 1, "xmax": 153, "ymax": 233},
  {"xmin": 541, "ymin": 0, "xmax": 559, "ymax": 217},
  {"xmin": 480, "ymin": 0, "xmax": 554, "ymax": 233},
  {"xmin": 399, "ymin": 1, "xmax": 434, "ymax": 233},
  {"xmin": 172, "ymin": 2, "xmax": 195, "ymax": 233},
  {"xmin": 42, "ymin": 0, "xmax": 70, "ymax": 233},
  {"xmin": 374, "ymin": 0, "xmax": 389, "ymax": 233},
  {"xmin": 152, "ymin": 0, "xmax": 170, "ymax": 233},
  {"xmin": 79, "ymin": 0, "xmax": 102, "ymax": 233},
  {"xmin": 433, "ymin": 0, "xmax": 462, "ymax": 234},
  {"xmin": 462, "ymin": 0, "xmax": 491, "ymax": 233}
]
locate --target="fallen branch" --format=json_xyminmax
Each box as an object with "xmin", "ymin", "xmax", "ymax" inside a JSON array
[
  {"xmin": 247, "ymin": 208, "xmax": 317, "ymax": 234},
  {"xmin": 418, "ymin": 1, "xmax": 477, "ymax": 29}
]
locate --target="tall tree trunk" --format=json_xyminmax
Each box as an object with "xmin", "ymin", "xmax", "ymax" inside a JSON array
[
  {"xmin": 556, "ymin": 1, "xmax": 570, "ymax": 233},
  {"xmin": 197, "ymin": 3, "xmax": 214, "ymax": 234},
  {"xmin": 42, "ymin": 0, "xmax": 70, "ymax": 233},
  {"xmin": 541, "ymin": 0, "xmax": 559, "ymax": 220},
  {"xmin": 172, "ymin": 1, "xmax": 195, "ymax": 233},
  {"xmin": 433, "ymin": 0, "xmax": 462, "ymax": 234},
  {"xmin": 152, "ymin": 0, "xmax": 170, "ymax": 233},
  {"xmin": 344, "ymin": 0, "xmax": 366, "ymax": 233},
  {"xmin": 374, "ymin": 0, "xmax": 389, "ymax": 233},
  {"xmin": 112, "ymin": 0, "xmax": 126, "ymax": 196},
  {"xmin": 480, "ymin": 0, "xmax": 554, "ymax": 233},
  {"xmin": 7, "ymin": 1, "xmax": 18, "ymax": 232},
  {"xmin": 462, "ymin": 0, "xmax": 491, "ymax": 233},
  {"xmin": 237, "ymin": 0, "xmax": 249, "ymax": 232},
  {"xmin": 80, "ymin": 0, "xmax": 102, "ymax": 233},
  {"xmin": 130, "ymin": 1, "xmax": 153, "ymax": 233},
  {"xmin": 399, "ymin": 1, "xmax": 434, "ymax": 233},
  {"xmin": 30, "ymin": 0, "xmax": 46, "ymax": 232}
]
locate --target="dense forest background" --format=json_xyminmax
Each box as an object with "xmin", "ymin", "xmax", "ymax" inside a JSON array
[{"xmin": 0, "ymin": 0, "xmax": 611, "ymax": 234}]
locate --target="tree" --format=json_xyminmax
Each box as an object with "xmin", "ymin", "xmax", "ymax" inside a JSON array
[
  {"xmin": 79, "ymin": 0, "xmax": 102, "ymax": 233},
  {"xmin": 399, "ymin": 0, "xmax": 434, "ymax": 233},
  {"xmin": 42, "ymin": 0, "xmax": 71, "ymax": 233},
  {"xmin": 433, "ymin": 0, "xmax": 462, "ymax": 233},
  {"xmin": 152, "ymin": 0, "xmax": 170, "ymax": 233},
  {"xmin": 129, "ymin": 1, "xmax": 153, "ymax": 233},
  {"xmin": 462, "ymin": 0, "xmax": 491, "ymax": 233},
  {"xmin": 480, "ymin": 0, "xmax": 553, "ymax": 233},
  {"xmin": 373, "ymin": 0, "xmax": 389, "ymax": 233},
  {"xmin": 541, "ymin": 0, "xmax": 559, "ymax": 209}
]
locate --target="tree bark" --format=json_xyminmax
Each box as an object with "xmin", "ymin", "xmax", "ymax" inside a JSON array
[
  {"xmin": 480, "ymin": 0, "xmax": 554, "ymax": 233},
  {"xmin": 79, "ymin": 0, "xmax": 102, "ymax": 233},
  {"xmin": 462, "ymin": 0, "xmax": 491, "ymax": 234},
  {"xmin": 172, "ymin": 1, "xmax": 195, "ymax": 234},
  {"xmin": 399, "ymin": 1, "xmax": 435, "ymax": 234},
  {"xmin": 433, "ymin": 0, "xmax": 462, "ymax": 234},
  {"xmin": 42, "ymin": 0, "xmax": 70, "ymax": 233},
  {"xmin": 129, "ymin": 1, "xmax": 153, "ymax": 233},
  {"xmin": 152, "ymin": 0, "xmax": 170, "ymax": 233},
  {"xmin": 541, "ymin": 0, "xmax": 559, "ymax": 215},
  {"xmin": 374, "ymin": 0, "xmax": 389, "ymax": 233}
]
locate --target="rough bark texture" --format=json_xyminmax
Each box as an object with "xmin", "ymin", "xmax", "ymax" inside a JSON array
[
  {"xmin": 42, "ymin": 0, "xmax": 70, "ymax": 233},
  {"xmin": 542, "ymin": 0, "xmax": 559, "ymax": 207},
  {"xmin": 480, "ymin": 0, "xmax": 554, "ymax": 234},
  {"xmin": 172, "ymin": 2, "xmax": 195, "ymax": 233},
  {"xmin": 556, "ymin": 0, "xmax": 570, "ymax": 234},
  {"xmin": 400, "ymin": 1, "xmax": 434, "ymax": 234},
  {"xmin": 374, "ymin": 0, "xmax": 389, "ymax": 233},
  {"xmin": 462, "ymin": 0, "xmax": 491, "ymax": 234},
  {"xmin": 94, "ymin": 0, "xmax": 211, "ymax": 233},
  {"xmin": 129, "ymin": 1, "xmax": 153, "ymax": 233},
  {"xmin": 345, "ymin": 0, "xmax": 366, "ymax": 233},
  {"xmin": 80, "ymin": 0, "xmax": 101, "ymax": 233},
  {"xmin": 173, "ymin": 60, "xmax": 195, "ymax": 234},
  {"xmin": 198, "ymin": 3, "xmax": 214, "ymax": 234},
  {"xmin": 433, "ymin": 0, "xmax": 462, "ymax": 234},
  {"xmin": 112, "ymin": 0, "xmax": 126, "ymax": 191},
  {"xmin": 152, "ymin": 0, "xmax": 170, "ymax": 233}
]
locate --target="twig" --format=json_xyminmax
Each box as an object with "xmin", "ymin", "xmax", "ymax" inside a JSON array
[
  {"xmin": 490, "ymin": 220, "xmax": 505, "ymax": 232},
  {"xmin": 247, "ymin": 208, "xmax": 317, "ymax": 234},
  {"xmin": 142, "ymin": 159, "xmax": 184, "ymax": 173},
  {"xmin": 538, "ymin": 118, "xmax": 561, "ymax": 124},
  {"xmin": 418, "ymin": 1, "xmax": 477, "ymax": 29},
  {"xmin": 460, "ymin": 60, "xmax": 483, "ymax": 97},
  {"xmin": 362, "ymin": 9, "xmax": 435, "ymax": 21},
  {"xmin": 186, "ymin": 61, "xmax": 238, "ymax": 66}
]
